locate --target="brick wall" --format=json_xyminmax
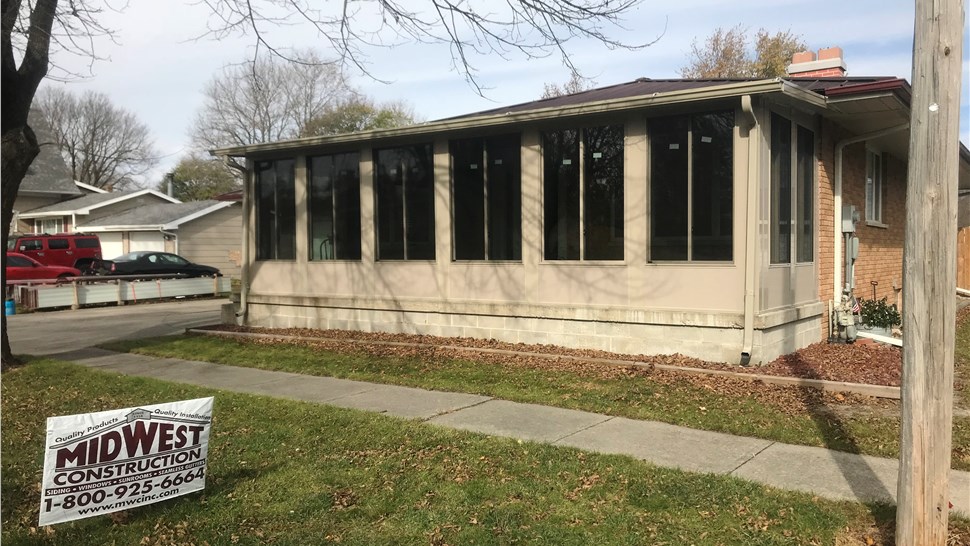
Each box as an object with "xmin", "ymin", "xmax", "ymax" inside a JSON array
[
  {"xmin": 816, "ymin": 121, "xmax": 906, "ymax": 338},
  {"xmin": 841, "ymin": 143, "xmax": 905, "ymax": 306}
]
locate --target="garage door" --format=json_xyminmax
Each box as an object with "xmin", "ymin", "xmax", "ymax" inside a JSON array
[
  {"xmin": 129, "ymin": 232, "xmax": 165, "ymax": 253},
  {"xmin": 99, "ymin": 232, "xmax": 124, "ymax": 260}
]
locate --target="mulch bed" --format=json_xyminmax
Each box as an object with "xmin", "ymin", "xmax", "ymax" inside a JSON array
[{"xmin": 198, "ymin": 320, "xmax": 906, "ymax": 388}]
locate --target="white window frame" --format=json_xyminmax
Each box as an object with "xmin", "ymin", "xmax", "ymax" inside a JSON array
[
  {"xmin": 34, "ymin": 218, "xmax": 63, "ymax": 234},
  {"xmin": 865, "ymin": 149, "xmax": 885, "ymax": 225}
]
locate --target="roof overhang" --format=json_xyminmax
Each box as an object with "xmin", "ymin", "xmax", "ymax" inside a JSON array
[{"xmin": 18, "ymin": 189, "xmax": 181, "ymax": 219}]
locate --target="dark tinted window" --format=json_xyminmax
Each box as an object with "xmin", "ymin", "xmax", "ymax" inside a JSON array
[
  {"xmin": 451, "ymin": 138, "xmax": 486, "ymax": 260},
  {"xmin": 650, "ymin": 117, "xmax": 689, "ymax": 261},
  {"xmin": 309, "ymin": 152, "xmax": 361, "ymax": 260},
  {"xmin": 8, "ymin": 255, "xmax": 32, "ymax": 267},
  {"xmin": 770, "ymin": 114, "xmax": 792, "ymax": 264},
  {"xmin": 583, "ymin": 125, "xmax": 624, "ymax": 260},
  {"xmin": 75, "ymin": 238, "xmax": 100, "ymax": 249},
  {"xmin": 451, "ymin": 134, "xmax": 522, "ymax": 261},
  {"xmin": 796, "ymin": 125, "xmax": 815, "ymax": 262},
  {"xmin": 649, "ymin": 111, "xmax": 734, "ymax": 262},
  {"xmin": 48, "ymin": 239, "xmax": 69, "ymax": 250},
  {"xmin": 691, "ymin": 112, "xmax": 734, "ymax": 261},
  {"xmin": 543, "ymin": 129, "xmax": 580, "ymax": 260},
  {"xmin": 375, "ymin": 144, "xmax": 435, "ymax": 260},
  {"xmin": 255, "ymin": 158, "xmax": 297, "ymax": 260},
  {"xmin": 19, "ymin": 239, "xmax": 43, "ymax": 251}
]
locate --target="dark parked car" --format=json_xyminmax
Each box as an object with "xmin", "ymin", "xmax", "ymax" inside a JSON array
[
  {"xmin": 5, "ymin": 252, "xmax": 81, "ymax": 280},
  {"xmin": 101, "ymin": 251, "xmax": 220, "ymax": 278}
]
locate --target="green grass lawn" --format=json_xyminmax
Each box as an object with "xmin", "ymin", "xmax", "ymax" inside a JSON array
[
  {"xmin": 6, "ymin": 359, "xmax": 969, "ymax": 545},
  {"xmin": 103, "ymin": 333, "xmax": 970, "ymax": 472}
]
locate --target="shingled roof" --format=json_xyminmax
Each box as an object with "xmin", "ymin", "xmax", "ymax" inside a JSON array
[
  {"xmin": 443, "ymin": 76, "xmax": 904, "ymax": 120},
  {"xmin": 21, "ymin": 109, "xmax": 81, "ymax": 197},
  {"xmin": 77, "ymin": 200, "xmax": 235, "ymax": 230}
]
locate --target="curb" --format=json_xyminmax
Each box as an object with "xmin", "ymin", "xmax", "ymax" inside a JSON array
[{"xmin": 185, "ymin": 328, "xmax": 902, "ymax": 400}]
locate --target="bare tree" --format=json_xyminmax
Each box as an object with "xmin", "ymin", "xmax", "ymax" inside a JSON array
[
  {"xmin": 2, "ymin": 0, "xmax": 649, "ymax": 364},
  {"xmin": 300, "ymin": 96, "xmax": 418, "ymax": 137},
  {"xmin": 541, "ymin": 70, "xmax": 595, "ymax": 98},
  {"xmin": 680, "ymin": 24, "xmax": 806, "ymax": 79},
  {"xmin": 162, "ymin": 154, "xmax": 240, "ymax": 202},
  {"xmin": 191, "ymin": 50, "xmax": 355, "ymax": 149},
  {"xmin": 36, "ymin": 86, "xmax": 157, "ymax": 189}
]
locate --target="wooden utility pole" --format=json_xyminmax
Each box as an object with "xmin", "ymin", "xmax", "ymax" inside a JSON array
[{"xmin": 896, "ymin": 0, "xmax": 965, "ymax": 543}]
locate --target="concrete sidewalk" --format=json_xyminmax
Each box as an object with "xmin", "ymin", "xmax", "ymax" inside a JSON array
[{"xmin": 54, "ymin": 347, "xmax": 970, "ymax": 517}]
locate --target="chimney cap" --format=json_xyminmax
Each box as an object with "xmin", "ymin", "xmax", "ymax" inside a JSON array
[{"xmin": 787, "ymin": 46, "xmax": 847, "ymax": 77}]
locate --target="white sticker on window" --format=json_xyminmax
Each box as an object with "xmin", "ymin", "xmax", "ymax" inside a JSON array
[
  {"xmin": 701, "ymin": 136, "xmax": 713, "ymax": 143},
  {"xmin": 494, "ymin": 159, "xmax": 503, "ymax": 165},
  {"xmin": 563, "ymin": 159, "xmax": 572, "ymax": 165},
  {"xmin": 592, "ymin": 152, "xmax": 603, "ymax": 158},
  {"xmin": 669, "ymin": 143, "xmax": 680, "ymax": 150},
  {"xmin": 470, "ymin": 164, "xmax": 478, "ymax": 170}
]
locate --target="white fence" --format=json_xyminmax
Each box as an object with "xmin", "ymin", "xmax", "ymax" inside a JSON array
[{"xmin": 13, "ymin": 276, "xmax": 229, "ymax": 310}]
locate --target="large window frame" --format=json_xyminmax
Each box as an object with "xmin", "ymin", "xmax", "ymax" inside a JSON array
[
  {"xmin": 254, "ymin": 158, "xmax": 297, "ymax": 261},
  {"xmin": 648, "ymin": 110, "xmax": 735, "ymax": 262},
  {"xmin": 450, "ymin": 134, "xmax": 522, "ymax": 261},
  {"xmin": 308, "ymin": 152, "xmax": 362, "ymax": 261},
  {"xmin": 542, "ymin": 124, "xmax": 625, "ymax": 261},
  {"xmin": 769, "ymin": 113, "xmax": 815, "ymax": 265},
  {"xmin": 34, "ymin": 218, "xmax": 63, "ymax": 234},
  {"xmin": 865, "ymin": 149, "xmax": 885, "ymax": 225},
  {"xmin": 374, "ymin": 144, "xmax": 436, "ymax": 260}
]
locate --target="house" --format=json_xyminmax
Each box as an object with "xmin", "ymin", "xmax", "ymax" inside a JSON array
[
  {"xmin": 11, "ymin": 110, "xmax": 83, "ymax": 233},
  {"xmin": 209, "ymin": 47, "xmax": 970, "ymax": 364},
  {"xmin": 77, "ymin": 199, "xmax": 242, "ymax": 278},
  {"xmin": 17, "ymin": 189, "xmax": 181, "ymax": 255}
]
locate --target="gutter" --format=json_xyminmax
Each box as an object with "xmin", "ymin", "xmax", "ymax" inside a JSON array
[
  {"xmin": 223, "ymin": 157, "xmax": 250, "ymax": 324},
  {"xmin": 739, "ymin": 95, "xmax": 759, "ymax": 365},
  {"xmin": 833, "ymin": 123, "xmax": 910, "ymax": 300}
]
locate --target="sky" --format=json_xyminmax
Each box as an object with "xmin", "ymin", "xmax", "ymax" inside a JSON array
[{"xmin": 41, "ymin": 0, "xmax": 970, "ymax": 186}]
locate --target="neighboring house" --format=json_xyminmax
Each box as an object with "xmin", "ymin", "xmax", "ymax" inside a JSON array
[
  {"xmin": 17, "ymin": 189, "xmax": 180, "ymax": 246},
  {"xmin": 11, "ymin": 110, "xmax": 82, "ymax": 233},
  {"xmin": 209, "ymin": 47, "xmax": 970, "ymax": 364},
  {"xmin": 77, "ymin": 200, "xmax": 242, "ymax": 277}
]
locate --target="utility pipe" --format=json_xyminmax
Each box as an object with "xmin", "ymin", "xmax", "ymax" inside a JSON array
[
  {"xmin": 223, "ymin": 156, "xmax": 250, "ymax": 324},
  {"xmin": 740, "ymin": 95, "xmax": 758, "ymax": 365},
  {"xmin": 833, "ymin": 123, "xmax": 909, "ymax": 301}
]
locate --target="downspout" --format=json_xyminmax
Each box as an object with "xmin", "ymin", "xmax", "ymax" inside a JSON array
[
  {"xmin": 832, "ymin": 123, "xmax": 909, "ymax": 300},
  {"xmin": 740, "ymin": 95, "xmax": 758, "ymax": 365},
  {"xmin": 224, "ymin": 156, "xmax": 250, "ymax": 324}
]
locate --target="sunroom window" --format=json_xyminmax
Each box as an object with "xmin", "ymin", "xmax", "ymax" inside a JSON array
[
  {"xmin": 255, "ymin": 158, "xmax": 296, "ymax": 260},
  {"xmin": 770, "ymin": 113, "xmax": 815, "ymax": 264},
  {"xmin": 375, "ymin": 144, "xmax": 435, "ymax": 260},
  {"xmin": 649, "ymin": 111, "xmax": 734, "ymax": 262},
  {"xmin": 309, "ymin": 152, "xmax": 361, "ymax": 260},
  {"xmin": 451, "ymin": 134, "xmax": 522, "ymax": 260},
  {"xmin": 542, "ymin": 125, "xmax": 624, "ymax": 261}
]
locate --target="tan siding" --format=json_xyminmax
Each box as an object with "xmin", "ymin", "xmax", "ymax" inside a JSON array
[{"xmin": 177, "ymin": 204, "xmax": 242, "ymax": 279}]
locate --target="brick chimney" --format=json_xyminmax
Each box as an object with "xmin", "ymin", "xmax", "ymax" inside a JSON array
[{"xmin": 786, "ymin": 46, "xmax": 847, "ymax": 78}]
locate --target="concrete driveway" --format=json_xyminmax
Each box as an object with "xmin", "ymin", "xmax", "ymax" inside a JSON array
[{"xmin": 6, "ymin": 298, "xmax": 227, "ymax": 356}]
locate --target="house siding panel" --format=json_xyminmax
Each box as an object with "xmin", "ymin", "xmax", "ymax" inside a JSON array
[{"xmin": 177, "ymin": 204, "xmax": 242, "ymax": 279}]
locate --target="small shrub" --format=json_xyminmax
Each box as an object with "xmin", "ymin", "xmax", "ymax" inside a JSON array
[{"xmin": 859, "ymin": 297, "xmax": 901, "ymax": 329}]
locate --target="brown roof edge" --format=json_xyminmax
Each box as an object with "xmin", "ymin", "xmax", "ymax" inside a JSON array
[{"xmin": 822, "ymin": 77, "xmax": 911, "ymax": 102}]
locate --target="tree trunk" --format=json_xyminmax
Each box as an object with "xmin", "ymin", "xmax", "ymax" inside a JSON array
[
  {"xmin": 1, "ymin": 125, "xmax": 39, "ymax": 368},
  {"xmin": 895, "ymin": 0, "xmax": 964, "ymax": 543}
]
